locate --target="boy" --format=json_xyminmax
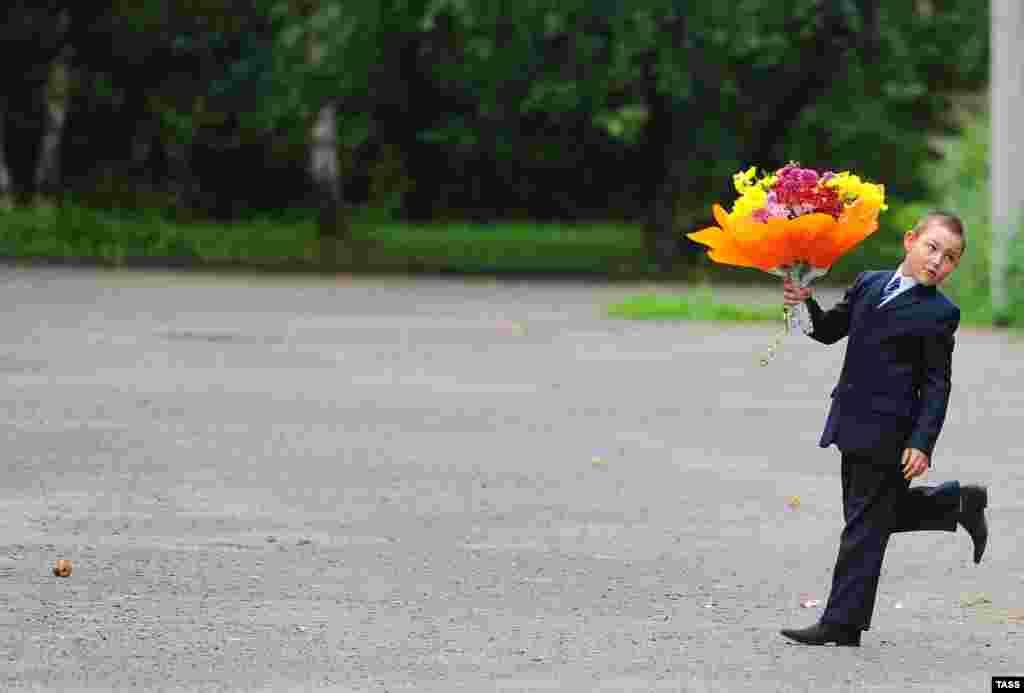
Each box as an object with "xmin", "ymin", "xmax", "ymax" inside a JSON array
[{"xmin": 778, "ymin": 211, "xmax": 988, "ymax": 647}]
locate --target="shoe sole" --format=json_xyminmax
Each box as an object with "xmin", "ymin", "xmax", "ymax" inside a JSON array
[
  {"xmin": 783, "ymin": 641, "xmax": 861, "ymax": 647},
  {"xmin": 780, "ymin": 632, "xmax": 861, "ymax": 647}
]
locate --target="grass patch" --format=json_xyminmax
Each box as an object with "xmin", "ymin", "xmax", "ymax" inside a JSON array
[{"xmin": 606, "ymin": 288, "xmax": 783, "ymax": 322}]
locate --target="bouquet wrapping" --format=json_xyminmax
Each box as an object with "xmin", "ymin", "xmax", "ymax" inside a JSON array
[{"xmin": 687, "ymin": 163, "xmax": 887, "ymax": 364}]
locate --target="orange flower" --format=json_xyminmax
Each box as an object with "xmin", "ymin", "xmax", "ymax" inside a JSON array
[{"xmin": 686, "ymin": 196, "xmax": 883, "ymax": 274}]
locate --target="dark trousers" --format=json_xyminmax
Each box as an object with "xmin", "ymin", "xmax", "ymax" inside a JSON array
[{"xmin": 820, "ymin": 451, "xmax": 960, "ymax": 631}]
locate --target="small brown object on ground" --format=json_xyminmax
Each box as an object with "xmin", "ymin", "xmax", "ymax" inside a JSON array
[{"xmin": 53, "ymin": 559, "xmax": 72, "ymax": 578}]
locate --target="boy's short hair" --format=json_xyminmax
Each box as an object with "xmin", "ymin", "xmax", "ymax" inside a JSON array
[{"xmin": 913, "ymin": 211, "xmax": 967, "ymax": 254}]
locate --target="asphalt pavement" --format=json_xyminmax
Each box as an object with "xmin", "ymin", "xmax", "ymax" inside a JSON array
[{"xmin": 1, "ymin": 266, "xmax": 1021, "ymax": 692}]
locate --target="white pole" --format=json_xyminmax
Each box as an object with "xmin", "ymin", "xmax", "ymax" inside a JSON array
[{"xmin": 991, "ymin": 0, "xmax": 1024, "ymax": 325}]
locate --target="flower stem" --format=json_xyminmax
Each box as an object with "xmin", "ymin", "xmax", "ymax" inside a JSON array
[{"xmin": 759, "ymin": 303, "xmax": 790, "ymax": 367}]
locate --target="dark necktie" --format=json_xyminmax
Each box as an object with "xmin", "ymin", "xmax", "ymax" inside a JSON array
[{"xmin": 879, "ymin": 274, "xmax": 901, "ymax": 305}]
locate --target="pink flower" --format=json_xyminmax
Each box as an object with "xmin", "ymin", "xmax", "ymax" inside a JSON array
[{"xmin": 768, "ymin": 164, "xmax": 843, "ymax": 220}]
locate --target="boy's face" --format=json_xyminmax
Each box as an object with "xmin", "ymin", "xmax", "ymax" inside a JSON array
[{"xmin": 902, "ymin": 223, "xmax": 963, "ymax": 286}]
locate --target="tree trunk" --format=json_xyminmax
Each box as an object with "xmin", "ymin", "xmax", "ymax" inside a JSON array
[
  {"xmin": 303, "ymin": 3, "xmax": 350, "ymax": 266},
  {"xmin": 645, "ymin": 174, "xmax": 687, "ymax": 273},
  {"xmin": 164, "ymin": 138, "xmax": 195, "ymax": 219},
  {"xmin": 310, "ymin": 99, "xmax": 345, "ymax": 238},
  {"xmin": 0, "ymin": 97, "xmax": 12, "ymax": 210},
  {"xmin": 991, "ymin": 0, "xmax": 1023, "ymax": 326},
  {"xmin": 34, "ymin": 56, "xmax": 71, "ymax": 203},
  {"xmin": 640, "ymin": 13, "xmax": 715, "ymax": 273}
]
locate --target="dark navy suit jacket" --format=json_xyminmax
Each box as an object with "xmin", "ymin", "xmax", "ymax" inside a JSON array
[{"xmin": 805, "ymin": 270, "xmax": 960, "ymax": 464}]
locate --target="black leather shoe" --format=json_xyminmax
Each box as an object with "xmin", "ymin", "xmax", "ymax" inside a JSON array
[
  {"xmin": 780, "ymin": 622, "xmax": 861, "ymax": 647},
  {"xmin": 958, "ymin": 484, "xmax": 988, "ymax": 564}
]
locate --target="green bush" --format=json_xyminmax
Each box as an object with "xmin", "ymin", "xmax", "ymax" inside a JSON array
[
  {"xmin": 0, "ymin": 203, "xmax": 653, "ymax": 276},
  {"xmin": 0, "ymin": 204, "xmax": 318, "ymax": 266},
  {"xmin": 1007, "ymin": 221, "xmax": 1024, "ymax": 324}
]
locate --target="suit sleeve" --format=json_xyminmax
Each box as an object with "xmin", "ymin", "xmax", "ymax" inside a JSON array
[
  {"xmin": 804, "ymin": 272, "xmax": 864, "ymax": 345},
  {"xmin": 907, "ymin": 308, "xmax": 960, "ymax": 463}
]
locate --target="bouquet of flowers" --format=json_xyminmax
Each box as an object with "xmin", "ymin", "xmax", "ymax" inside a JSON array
[{"xmin": 686, "ymin": 163, "xmax": 887, "ymax": 365}]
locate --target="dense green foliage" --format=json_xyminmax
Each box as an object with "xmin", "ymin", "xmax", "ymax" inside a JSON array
[{"xmin": 1, "ymin": 1, "xmax": 989, "ymax": 269}]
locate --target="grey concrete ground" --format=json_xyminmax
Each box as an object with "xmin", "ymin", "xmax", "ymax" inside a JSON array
[{"xmin": 1, "ymin": 266, "xmax": 1021, "ymax": 693}]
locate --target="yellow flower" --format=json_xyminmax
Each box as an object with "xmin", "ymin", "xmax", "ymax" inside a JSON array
[
  {"xmin": 730, "ymin": 167, "xmax": 776, "ymax": 220},
  {"xmin": 825, "ymin": 172, "xmax": 888, "ymax": 211},
  {"xmin": 733, "ymin": 166, "xmax": 759, "ymax": 194}
]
